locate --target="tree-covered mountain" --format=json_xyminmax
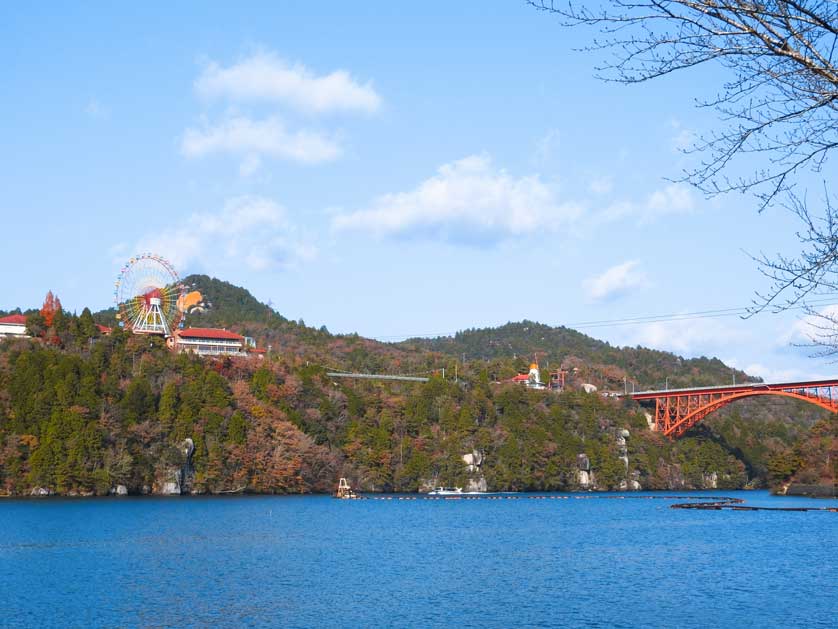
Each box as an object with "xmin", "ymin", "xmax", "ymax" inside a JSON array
[
  {"xmin": 399, "ymin": 321, "xmax": 756, "ymax": 391},
  {"xmin": 178, "ymin": 274, "xmax": 287, "ymax": 328},
  {"xmin": 97, "ymin": 277, "xmax": 757, "ymax": 390},
  {"xmin": 0, "ymin": 328, "xmax": 753, "ymax": 496},
  {"xmin": 0, "ymin": 278, "xmax": 830, "ymax": 497}
]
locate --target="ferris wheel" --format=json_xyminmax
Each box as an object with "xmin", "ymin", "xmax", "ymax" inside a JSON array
[{"xmin": 114, "ymin": 253, "xmax": 184, "ymax": 336}]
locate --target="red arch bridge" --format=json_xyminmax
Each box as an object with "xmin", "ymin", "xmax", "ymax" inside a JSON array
[{"xmin": 627, "ymin": 379, "xmax": 838, "ymax": 438}]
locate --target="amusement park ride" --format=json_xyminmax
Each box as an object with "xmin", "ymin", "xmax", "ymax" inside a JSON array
[{"xmin": 114, "ymin": 254, "xmax": 184, "ymax": 337}]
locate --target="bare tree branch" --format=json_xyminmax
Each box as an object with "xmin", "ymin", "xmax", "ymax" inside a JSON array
[
  {"xmin": 529, "ymin": 1, "xmax": 838, "ymax": 351},
  {"xmin": 527, "ymin": 1, "xmax": 838, "ymax": 205}
]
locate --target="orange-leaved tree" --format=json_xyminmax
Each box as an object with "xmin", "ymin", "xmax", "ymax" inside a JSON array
[{"xmin": 40, "ymin": 291, "xmax": 62, "ymax": 328}]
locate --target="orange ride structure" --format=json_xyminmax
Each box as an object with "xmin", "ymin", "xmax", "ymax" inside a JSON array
[{"xmin": 629, "ymin": 379, "xmax": 838, "ymax": 438}]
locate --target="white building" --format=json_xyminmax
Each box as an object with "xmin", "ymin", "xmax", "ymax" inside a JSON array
[
  {"xmin": 0, "ymin": 314, "xmax": 28, "ymax": 339},
  {"xmin": 510, "ymin": 362, "xmax": 546, "ymax": 390},
  {"xmin": 169, "ymin": 327, "xmax": 264, "ymax": 357},
  {"xmin": 171, "ymin": 327, "xmax": 246, "ymax": 356}
]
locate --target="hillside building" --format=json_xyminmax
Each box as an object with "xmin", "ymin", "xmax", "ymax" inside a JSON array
[
  {"xmin": 0, "ymin": 314, "xmax": 28, "ymax": 339},
  {"xmin": 169, "ymin": 327, "xmax": 260, "ymax": 357},
  {"xmin": 510, "ymin": 362, "xmax": 546, "ymax": 390}
]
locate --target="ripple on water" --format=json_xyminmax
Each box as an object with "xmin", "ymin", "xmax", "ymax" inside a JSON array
[{"xmin": 0, "ymin": 491, "xmax": 835, "ymax": 628}]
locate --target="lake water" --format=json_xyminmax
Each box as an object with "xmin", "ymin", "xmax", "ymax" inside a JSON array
[{"xmin": 0, "ymin": 490, "xmax": 835, "ymax": 628}]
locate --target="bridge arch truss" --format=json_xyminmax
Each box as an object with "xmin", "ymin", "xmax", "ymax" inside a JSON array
[{"xmin": 630, "ymin": 380, "xmax": 838, "ymax": 438}]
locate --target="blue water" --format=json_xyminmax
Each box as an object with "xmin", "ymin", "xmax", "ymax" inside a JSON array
[{"xmin": 0, "ymin": 491, "xmax": 835, "ymax": 628}]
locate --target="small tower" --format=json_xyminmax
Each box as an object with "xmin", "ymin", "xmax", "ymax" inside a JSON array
[
  {"xmin": 528, "ymin": 362, "xmax": 540, "ymax": 385},
  {"xmin": 527, "ymin": 359, "xmax": 546, "ymax": 389}
]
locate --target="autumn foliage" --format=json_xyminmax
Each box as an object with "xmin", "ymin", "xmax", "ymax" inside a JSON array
[{"xmin": 40, "ymin": 291, "xmax": 62, "ymax": 328}]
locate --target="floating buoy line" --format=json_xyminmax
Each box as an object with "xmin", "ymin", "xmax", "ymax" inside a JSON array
[{"xmin": 348, "ymin": 494, "xmax": 837, "ymax": 512}]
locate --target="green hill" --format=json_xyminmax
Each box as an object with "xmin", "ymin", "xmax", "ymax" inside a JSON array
[
  {"xmin": 178, "ymin": 274, "xmax": 286, "ymax": 328},
  {"xmin": 0, "ymin": 276, "xmax": 817, "ymax": 497},
  {"xmin": 399, "ymin": 320, "xmax": 756, "ymax": 391}
]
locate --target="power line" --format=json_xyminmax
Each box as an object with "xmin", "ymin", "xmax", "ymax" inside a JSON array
[{"xmin": 365, "ymin": 296, "xmax": 838, "ymax": 341}]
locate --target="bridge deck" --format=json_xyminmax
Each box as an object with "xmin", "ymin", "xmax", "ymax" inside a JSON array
[{"xmin": 628, "ymin": 378, "xmax": 838, "ymax": 398}]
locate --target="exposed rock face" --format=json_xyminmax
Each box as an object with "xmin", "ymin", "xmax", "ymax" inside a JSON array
[
  {"xmin": 462, "ymin": 449, "xmax": 487, "ymax": 492},
  {"xmin": 30, "ymin": 487, "xmax": 51, "ymax": 496},
  {"xmin": 157, "ymin": 438, "xmax": 196, "ymax": 495},
  {"xmin": 115, "ymin": 484, "xmax": 128, "ymax": 496},
  {"xmin": 577, "ymin": 470, "xmax": 594, "ymax": 489},
  {"xmin": 179, "ymin": 438, "xmax": 195, "ymax": 494},
  {"xmin": 159, "ymin": 481, "xmax": 180, "ymax": 495},
  {"xmin": 462, "ymin": 450, "xmax": 483, "ymax": 471},
  {"xmin": 577, "ymin": 453, "xmax": 591, "ymax": 472},
  {"xmin": 703, "ymin": 471, "xmax": 718, "ymax": 489},
  {"xmin": 577, "ymin": 453, "xmax": 594, "ymax": 488},
  {"xmin": 617, "ymin": 429, "xmax": 630, "ymax": 470},
  {"xmin": 466, "ymin": 477, "xmax": 488, "ymax": 492}
]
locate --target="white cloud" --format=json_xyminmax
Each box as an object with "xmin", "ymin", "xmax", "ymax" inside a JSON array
[
  {"xmin": 136, "ymin": 196, "xmax": 316, "ymax": 273},
  {"xmin": 195, "ymin": 51, "xmax": 381, "ymax": 114},
  {"xmin": 612, "ymin": 316, "xmax": 746, "ymax": 357},
  {"xmin": 786, "ymin": 304, "xmax": 838, "ymax": 346},
  {"xmin": 239, "ymin": 154, "xmax": 262, "ymax": 177},
  {"xmin": 85, "ymin": 98, "xmax": 109, "ymax": 119},
  {"xmin": 589, "ymin": 176, "xmax": 613, "ymax": 195},
  {"xmin": 181, "ymin": 115, "xmax": 341, "ymax": 168},
  {"xmin": 731, "ymin": 362, "xmax": 824, "ymax": 384},
  {"xmin": 597, "ymin": 183, "xmax": 694, "ymax": 224},
  {"xmin": 646, "ymin": 183, "xmax": 694, "ymax": 216},
  {"xmin": 669, "ymin": 119, "xmax": 695, "ymax": 152},
  {"xmin": 331, "ymin": 154, "xmax": 582, "ymax": 245},
  {"xmin": 585, "ymin": 261, "xmax": 648, "ymax": 302},
  {"xmin": 534, "ymin": 128, "xmax": 560, "ymax": 164}
]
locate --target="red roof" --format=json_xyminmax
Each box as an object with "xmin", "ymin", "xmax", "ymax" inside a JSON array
[
  {"xmin": 97, "ymin": 324, "xmax": 112, "ymax": 334},
  {"xmin": 0, "ymin": 314, "xmax": 26, "ymax": 325},
  {"xmin": 511, "ymin": 374, "xmax": 531, "ymax": 382},
  {"xmin": 178, "ymin": 327, "xmax": 244, "ymax": 341}
]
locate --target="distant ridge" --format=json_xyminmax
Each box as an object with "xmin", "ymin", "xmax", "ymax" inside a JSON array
[
  {"xmin": 398, "ymin": 320, "xmax": 758, "ymax": 391},
  {"xmin": 94, "ymin": 274, "xmax": 755, "ymax": 390}
]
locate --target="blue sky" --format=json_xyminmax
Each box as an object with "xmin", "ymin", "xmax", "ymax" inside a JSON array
[{"xmin": 2, "ymin": 2, "xmax": 833, "ymax": 382}]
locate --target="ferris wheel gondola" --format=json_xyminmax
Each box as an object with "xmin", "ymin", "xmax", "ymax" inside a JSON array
[{"xmin": 114, "ymin": 254, "xmax": 184, "ymax": 336}]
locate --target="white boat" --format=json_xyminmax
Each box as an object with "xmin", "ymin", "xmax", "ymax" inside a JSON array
[{"xmin": 427, "ymin": 486, "xmax": 463, "ymax": 495}]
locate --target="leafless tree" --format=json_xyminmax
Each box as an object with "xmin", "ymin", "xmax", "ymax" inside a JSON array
[{"xmin": 528, "ymin": 1, "xmax": 838, "ymax": 342}]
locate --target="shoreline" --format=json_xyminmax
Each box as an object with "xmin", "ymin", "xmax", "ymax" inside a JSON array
[{"xmin": 2, "ymin": 487, "xmax": 837, "ymax": 500}]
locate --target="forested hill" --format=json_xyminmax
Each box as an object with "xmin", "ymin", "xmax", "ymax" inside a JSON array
[
  {"xmin": 105, "ymin": 276, "xmax": 753, "ymax": 390},
  {"xmin": 399, "ymin": 321, "xmax": 756, "ymax": 391},
  {"xmin": 1, "ymin": 277, "xmax": 829, "ymax": 497},
  {"xmin": 178, "ymin": 274, "xmax": 287, "ymax": 328}
]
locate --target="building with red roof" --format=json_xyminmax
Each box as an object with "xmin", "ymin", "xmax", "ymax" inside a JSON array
[
  {"xmin": 507, "ymin": 362, "xmax": 546, "ymax": 390},
  {"xmin": 170, "ymin": 327, "xmax": 253, "ymax": 357},
  {"xmin": 0, "ymin": 314, "xmax": 28, "ymax": 339}
]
